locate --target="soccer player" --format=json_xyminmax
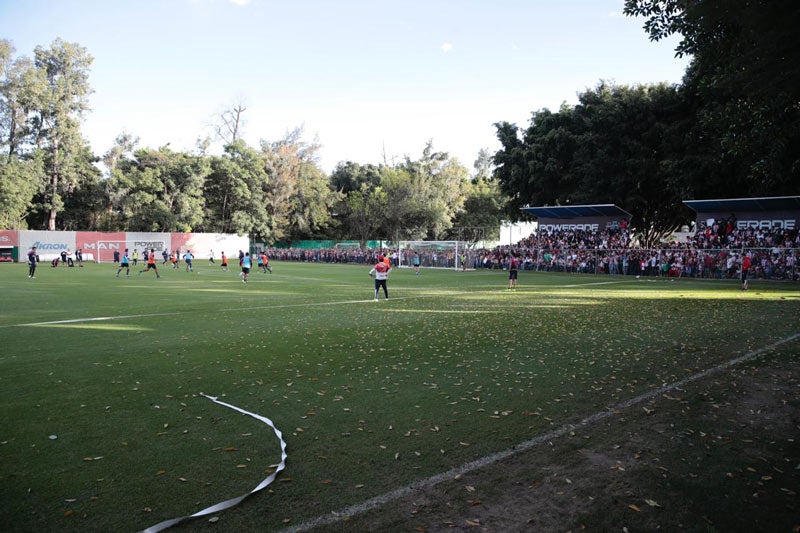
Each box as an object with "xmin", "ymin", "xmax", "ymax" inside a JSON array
[
  {"xmin": 240, "ymin": 252, "xmax": 252, "ymax": 283},
  {"xmin": 138, "ymin": 249, "xmax": 161, "ymax": 278},
  {"xmin": 27, "ymin": 246, "xmax": 38, "ymax": 278},
  {"xmin": 221, "ymin": 251, "xmax": 228, "ymax": 272},
  {"xmin": 413, "ymin": 251, "xmax": 420, "ymax": 275},
  {"xmin": 369, "ymin": 256, "xmax": 390, "ymax": 300},
  {"xmin": 170, "ymin": 250, "xmax": 179, "ymax": 269},
  {"xmin": 261, "ymin": 251, "xmax": 272, "ymax": 273},
  {"xmin": 183, "ymin": 250, "xmax": 194, "ymax": 272},
  {"xmin": 116, "ymin": 249, "xmax": 130, "ymax": 277},
  {"xmin": 209, "ymin": 249, "xmax": 215, "ymax": 264}
]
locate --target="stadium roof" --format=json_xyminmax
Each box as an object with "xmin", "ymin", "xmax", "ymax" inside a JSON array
[
  {"xmin": 521, "ymin": 204, "xmax": 631, "ymax": 219},
  {"xmin": 683, "ymin": 196, "xmax": 800, "ymax": 213}
]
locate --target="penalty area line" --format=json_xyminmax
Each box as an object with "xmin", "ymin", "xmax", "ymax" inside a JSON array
[{"xmin": 280, "ymin": 332, "xmax": 800, "ymax": 533}]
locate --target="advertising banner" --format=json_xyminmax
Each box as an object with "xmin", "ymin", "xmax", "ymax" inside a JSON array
[
  {"xmin": 125, "ymin": 232, "xmax": 172, "ymax": 262},
  {"xmin": 18, "ymin": 231, "xmax": 77, "ymax": 261},
  {"xmin": 536, "ymin": 216, "xmax": 620, "ymax": 233},
  {"xmin": 171, "ymin": 233, "xmax": 249, "ymax": 260},
  {"xmin": 695, "ymin": 210, "xmax": 798, "ymax": 231},
  {"xmin": 77, "ymin": 231, "xmax": 126, "ymax": 262},
  {"xmin": 0, "ymin": 230, "xmax": 18, "ymax": 247}
]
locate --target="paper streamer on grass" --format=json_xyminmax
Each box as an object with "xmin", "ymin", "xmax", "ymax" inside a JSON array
[{"xmin": 141, "ymin": 393, "xmax": 287, "ymax": 533}]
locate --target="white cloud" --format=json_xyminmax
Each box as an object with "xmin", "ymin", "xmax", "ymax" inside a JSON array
[{"xmin": 440, "ymin": 42, "xmax": 453, "ymax": 53}]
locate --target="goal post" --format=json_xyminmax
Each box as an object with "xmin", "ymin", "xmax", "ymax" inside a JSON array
[{"xmin": 398, "ymin": 241, "xmax": 470, "ymax": 271}]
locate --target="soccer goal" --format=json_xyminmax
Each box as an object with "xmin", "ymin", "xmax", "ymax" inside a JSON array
[{"xmin": 398, "ymin": 241, "xmax": 470, "ymax": 271}]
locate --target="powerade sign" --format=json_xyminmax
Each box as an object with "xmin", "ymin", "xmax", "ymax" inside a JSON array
[
  {"xmin": 736, "ymin": 219, "xmax": 796, "ymax": 230},
  {"xmin": 539, "ymin": 223, "xmax": 599, "ymax": 231},
  {"xmin": 134, "ymin": 241, "xmax": 165, "ymax": 251},
  {"xmin": 537, "ymin": 216, "xmax": 620, "ymax": 233}
]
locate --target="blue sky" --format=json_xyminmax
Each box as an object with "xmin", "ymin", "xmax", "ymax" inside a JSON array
[{"xmin": 1, "ymin": 0, "xmax": 688, "ymax": 173}]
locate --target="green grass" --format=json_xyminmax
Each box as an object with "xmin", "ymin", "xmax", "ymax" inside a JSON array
[{"xmin": 0, "ymin": 261, "xmax": 798, "ymax": 532}]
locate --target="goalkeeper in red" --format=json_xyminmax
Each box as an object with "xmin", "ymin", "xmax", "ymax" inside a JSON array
[{"xmin": 369, "ymin": 255, "xmax": 391, "ymax": 300}]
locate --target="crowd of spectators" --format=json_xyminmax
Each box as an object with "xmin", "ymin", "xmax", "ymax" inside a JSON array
[{"xmin": 264, "ymin": 217, "xmax": 799, "ymax": 281}]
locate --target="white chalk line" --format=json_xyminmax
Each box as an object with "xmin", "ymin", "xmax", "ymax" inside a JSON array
[
  {"xmin": 279, "ymin": 332, "xmax": 800, "ymax": 533},
  {"xmin": 2, "ymin": 280, "xmax": 608, "ymax": 329}
]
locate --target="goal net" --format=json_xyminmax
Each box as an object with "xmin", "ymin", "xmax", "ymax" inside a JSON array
[{"xmin": 398, "ymin": 241, "xmax": 470, "ymax": 270}]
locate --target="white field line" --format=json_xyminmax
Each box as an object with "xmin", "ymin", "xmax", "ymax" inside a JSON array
[
  {"xmin": 279, "ymin": 332, "xmax": 800, "ymax": 533},
  {"xmin": 3, "ymin": 280, "xmax": 607, "ymax": 328}
]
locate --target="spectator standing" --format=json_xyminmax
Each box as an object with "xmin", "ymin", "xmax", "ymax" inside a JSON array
[{"xmin": 741, "ymin": 252, "xmax": 751, "ymax": 290}]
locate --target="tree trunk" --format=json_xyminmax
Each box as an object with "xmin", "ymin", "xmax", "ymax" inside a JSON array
[{"xmin": 48, "ymin": 137, "xmax": 59, "ymax": 230}]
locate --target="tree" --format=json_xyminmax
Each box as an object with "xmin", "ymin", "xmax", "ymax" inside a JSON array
[
  {"xmin": 28, "ymin": 39, "xmax": 94, "ymax": 230},
  {"xmin": 259, "ymin": 127, "xmax": 336, "ymax": 244},
  {"xmin": 0, "ymin": 40, "xmax": 40, "ymax": 157},
  {"xmin": 494, "ymin": 82, "xmax": 695, "ymax": 246},
  {"xmin": 202, "ymin": 140, "xmax": 271, "ymax": 236},
  {"xmin": 624, "ymin": 0, "xmax": 800, "ymax": 197},
  {"xmin": 213, "ymin": 101, "xmax": 247, "ymax": 144},
  {"xmin": 447, "ymin": 175, "xmax": 507, "ymax": 243},
  {"xmin": 329, "ymin": 161, "xmax": 382, "ymax": 194},
  {"xmin": 0, "ymin": 152, "xmax": 44, "ymax": 229},
  {"xmin": 109, "ymin": 146, "xmax": 208, "ymax": 232},
  {"xmin": 344, "ymin": 183, "xmax": 388, "ymax": 247}
]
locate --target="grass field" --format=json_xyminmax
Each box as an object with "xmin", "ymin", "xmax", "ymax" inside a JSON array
[{"xmin": 1, "ymin": 260, "xmax": 798, "ymax": 532}]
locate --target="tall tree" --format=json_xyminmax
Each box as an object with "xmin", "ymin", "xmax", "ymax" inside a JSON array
[
  {"xmin": 624, "ymin": 0, "xmax": 800, "ymax": 196},
  {"xmin": 259, "ymin": 127, "xmax": 336, "ymax": 244},
  {"xmin": 202, "ymin": 140, "xmax": 271, "ymax": 236},
  {"xmin": 29, "ymin": 38, "xmax": 94, "ymax": 230}
]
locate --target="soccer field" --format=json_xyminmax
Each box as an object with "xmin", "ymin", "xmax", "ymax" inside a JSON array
[{"xmin": 1, "ymin": 261, "xmax": 798, "ymax": 532}]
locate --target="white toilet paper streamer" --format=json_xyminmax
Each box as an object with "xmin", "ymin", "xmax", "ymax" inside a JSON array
[{"xmin": 141, "ymin": 393, "xmax": 287, "ymax": 532}]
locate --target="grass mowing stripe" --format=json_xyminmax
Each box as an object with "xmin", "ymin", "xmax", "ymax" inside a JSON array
[
  {"xmin": 1, "ymin": 279, "xmax": 627, "ymax": 329},
  {"xmin": 281, "ymin": 331, "xmax": 800, "ymax": 533}
]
